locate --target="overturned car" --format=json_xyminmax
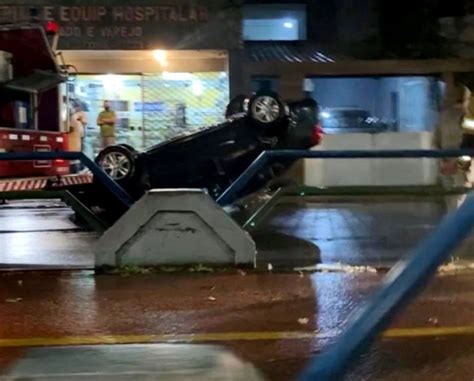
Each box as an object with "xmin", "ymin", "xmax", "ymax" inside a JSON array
[{"xmin": 95, "ymin": 92, "xmax": 322, "ymax": 201}]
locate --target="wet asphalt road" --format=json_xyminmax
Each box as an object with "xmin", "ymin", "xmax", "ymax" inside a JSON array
[
  {"xmin": 265, "ymin": 198, "xmax": 449, "ymax": 268},
  {"xmin": 1, "ymin": 196, "xmax": 473, "ymax": 269},
  {"xmin": 0, "ymin": 200, "xmax": 96, "ymax": 269},
  {"xmin": 1, "ymin": 198, "xmax": 474, "ymax": 380},
  {"xmin": 1, "ymin": 271, "xmax": 474, "ymax": 380}
]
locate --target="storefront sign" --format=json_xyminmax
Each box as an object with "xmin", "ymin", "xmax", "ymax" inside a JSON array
[{"xmin": 0, "ymin": 1, "xmax": 242, "ymax": 50}]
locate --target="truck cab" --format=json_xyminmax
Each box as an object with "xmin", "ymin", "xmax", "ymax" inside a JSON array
[{"xmin": 0, "ymin": 22, "xmax": 70, "ymax": 177}]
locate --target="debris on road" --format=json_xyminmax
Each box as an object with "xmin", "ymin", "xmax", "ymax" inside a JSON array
[
  {"xmin": 438, "ymin": 261, "xmax": 474, "ymax": 274},
  {"xmin": 113, "ymin": 265, "xmax": 151, "ymax": 276},
  {"xmin": 267, "ymin": 263, "xmax": 273, "ymax": 271},
  {"xmin": 295, "ymin": 263, "xmax": 378, "ymax": 273},
  {"xmin": 297, "ymin": 318, "xmax": 309, "ymax": 325},
  {"xmin": 5, "ymin": 297, "xmax": 22, "ymax": 303},
  {"xmin": 208, "ymin": 296, "xmax": 216, "ymax": 301},
  {"xmin": 190, "ymin": 264, "xmax": 215, "ymax": 273},
  {"xmin": 428, "ymin": 317, "xmax": 439, "ymax": 326}
]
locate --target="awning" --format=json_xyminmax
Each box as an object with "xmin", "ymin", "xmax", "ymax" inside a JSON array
[{"xmin": 244, "ymin": 41, "xmax": 336, "ymax": 64}]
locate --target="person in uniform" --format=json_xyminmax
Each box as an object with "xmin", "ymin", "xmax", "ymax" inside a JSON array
[{"xmin": 97, "ymin": 100, "xmax": 116, "ymax": 148}]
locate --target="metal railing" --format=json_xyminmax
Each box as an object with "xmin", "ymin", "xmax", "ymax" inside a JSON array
[
  {"xmin": 217, "ymin": 148, "xmax": 474, "ymax": 381},
  {"xmin": 298, "ymin": 192, "xmax": 474, "ymax": 380},
  {"xmin": 217, "ymin": 149, "xmax": 474, "ymax": 205},
  {"xmin": 0, "ymin": 151, "xmax": 133, "ymax": 207},
  {"xmin": 2, "ymin": 149, "xmax": 474, "ymax": 380}
]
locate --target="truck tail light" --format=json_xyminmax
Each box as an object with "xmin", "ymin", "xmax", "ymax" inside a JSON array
[{"xmin": 46, "ymin": 21, "xmax": 59, "ymax": 35}]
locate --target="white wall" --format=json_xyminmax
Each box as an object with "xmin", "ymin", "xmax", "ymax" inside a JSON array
[{"xmin": 304, "ymin": 132, "xmax": 437, "ymax": 186}]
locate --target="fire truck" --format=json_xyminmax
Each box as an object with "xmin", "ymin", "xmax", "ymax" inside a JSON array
[{"xmin": 0, "ymin": 21, "xmax": 70, "ymax": 178}]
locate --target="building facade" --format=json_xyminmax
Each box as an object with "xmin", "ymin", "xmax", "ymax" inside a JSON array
[
  {"xmin": 0, "ymin": 0, "xmax": 242, "ymax": 156},
  {"xmin": 238, "ymin": 1, "xmax": 474, "ymax": 186}
]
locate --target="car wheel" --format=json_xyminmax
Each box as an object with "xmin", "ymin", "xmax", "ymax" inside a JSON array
[
  {"xmin": 95, "ymin": 145, "xmax": 137, "ymax": 182},
  {"xmin": 118, "ymin": 144, "xmax": 137, "ymax": 153},
  {"xmin": 248, "ymin": 92, "xmax": 285, "ymax": 126}
]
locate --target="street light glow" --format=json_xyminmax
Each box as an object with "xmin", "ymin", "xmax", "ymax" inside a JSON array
[{"xmin": 153, "ymin": 50, "xmax": 168, "ymax": 67}]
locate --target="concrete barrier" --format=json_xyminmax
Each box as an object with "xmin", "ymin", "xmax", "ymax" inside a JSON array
[
  {"xmin": 95, "ymin": 189, "xmax": 256, "ymax": 267},
  {"xmin": 304, "ymin": 132, "xmax": 437, "ymax": 186}
]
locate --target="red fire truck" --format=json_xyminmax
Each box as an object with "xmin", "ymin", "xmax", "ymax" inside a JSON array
[{"xmin": 0, "ymin": 22, "xmax": 70, "ymax": 178}]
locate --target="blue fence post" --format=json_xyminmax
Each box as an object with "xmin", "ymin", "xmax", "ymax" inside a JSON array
[
  {"xmin": 217, "ymin": 151, "xmax": 269, "ymax": 205},
  {"xmin": 78, "ymin": 153, "xmax": 133, "ymax": 207},
  {"xmin": 298, "ymin": 193, "xmax": 474, "ymax": 381}
]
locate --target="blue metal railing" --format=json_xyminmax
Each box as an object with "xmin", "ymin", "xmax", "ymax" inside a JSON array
[
  {"xmin": 0, "ymin": 151, "xmax": 133, "ymax": 207},
  {"xmin": 2, "ymin": 149, "xmax": 474, "ymax": 380},
  {"xmin": 298, "ymin": 193, "xmax": 474, "ymax": 380},
  {"xmin": 217, "ymin": 149, "xmax": 474, "ymax": 205},
  {"xmin": 216, "ymin": 149, "xmax": 474, "ymax": 380}
]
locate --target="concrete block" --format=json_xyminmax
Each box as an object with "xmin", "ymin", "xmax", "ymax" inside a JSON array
[
  {"xmin": 95, "ymin": 189, "xmax": 256, "ymax": 267},
  {"xmin": 373, "ymin": 132, "xmax": 436, "ymax": 185},
  {"xmin": 305, "ymin": 133, "xmax": 373, "ymax": 186}
]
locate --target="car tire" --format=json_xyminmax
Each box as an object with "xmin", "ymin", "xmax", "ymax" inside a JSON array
[
  {"xmin": 95, "ymin": 145, "xmax": 137, "ymax": 182},
  {"xmin": 248, "ymin": 92, "xmax": 286, "ymax": 127},
  {"xmin": 225, "ymin": 95, "xmax": 249, "ymax": 119},
  {"xmin": 118, "ymin": 144, "xmax": 137, "ymax": 153}
]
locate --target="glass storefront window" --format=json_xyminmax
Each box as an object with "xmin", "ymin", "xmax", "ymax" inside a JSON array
[
  {"xmin": 308, "ymin": 76, "xmax": 443, "ymax": 134},
  {"xmin": 68, "ymin": 71, "xmax": 229, "ymax": 157}
]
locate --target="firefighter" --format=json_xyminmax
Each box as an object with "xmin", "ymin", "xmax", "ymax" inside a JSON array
[
  {"xmin": 451, "ymin": 85, "xmax": 474, "ymax": 211},
  {"xmin": 460, "ymin": 87, "xmax": 474, "ymax": 180},
  {"xmin": 433, "ymin": 83, "xmax": 470, "ymax": 210},
  {"xmin": 433, "ymin": 83, "xmax": 466, "ymax": 187}
]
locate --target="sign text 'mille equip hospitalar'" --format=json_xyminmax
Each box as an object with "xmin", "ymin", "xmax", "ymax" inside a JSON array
[{"xmin": 0, "ymin": 1, "xmax": 242, "ymax": 50}]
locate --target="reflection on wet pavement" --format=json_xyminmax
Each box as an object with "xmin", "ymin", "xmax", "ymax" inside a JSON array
[
  {"xmin": 264, "ymin": 200, "xmax": 458, "ymax": 267},
  {"xmin": 0, "ymin": 271, "xmax": 474, "ymax": 380},
  {"xmin": 0, "ymin": 196, "xmax": 474, "ymax": 380},
  {"xmin": 2, "ymin": 197, "xmax": 474, "ymax": 269},
  {"xmin": 0, "ymin": 200, "xmax": 97, "ymax": 268}
]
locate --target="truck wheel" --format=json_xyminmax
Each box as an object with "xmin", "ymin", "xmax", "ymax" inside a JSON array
[
  {"xmin": 248, "ymin": 92, "xmax": 285, "ymax": 127},
  {"xmin": 95, "ymin": 145, "xmax": 136, "ymax": 182}
]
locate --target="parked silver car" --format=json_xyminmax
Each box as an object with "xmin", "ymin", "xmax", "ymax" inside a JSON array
[{"xmin": 320, "ymin": 107, "xmax": 393, "ymax": 133}]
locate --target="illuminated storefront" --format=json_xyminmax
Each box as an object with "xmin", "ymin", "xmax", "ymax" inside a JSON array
[
  {"xmin": 0, "ymin": 1, "xmax": 241, "ymax": 156},
  {"xmin": 69, "ymin": 71, "xmax": 229, "ymax": 156}
]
